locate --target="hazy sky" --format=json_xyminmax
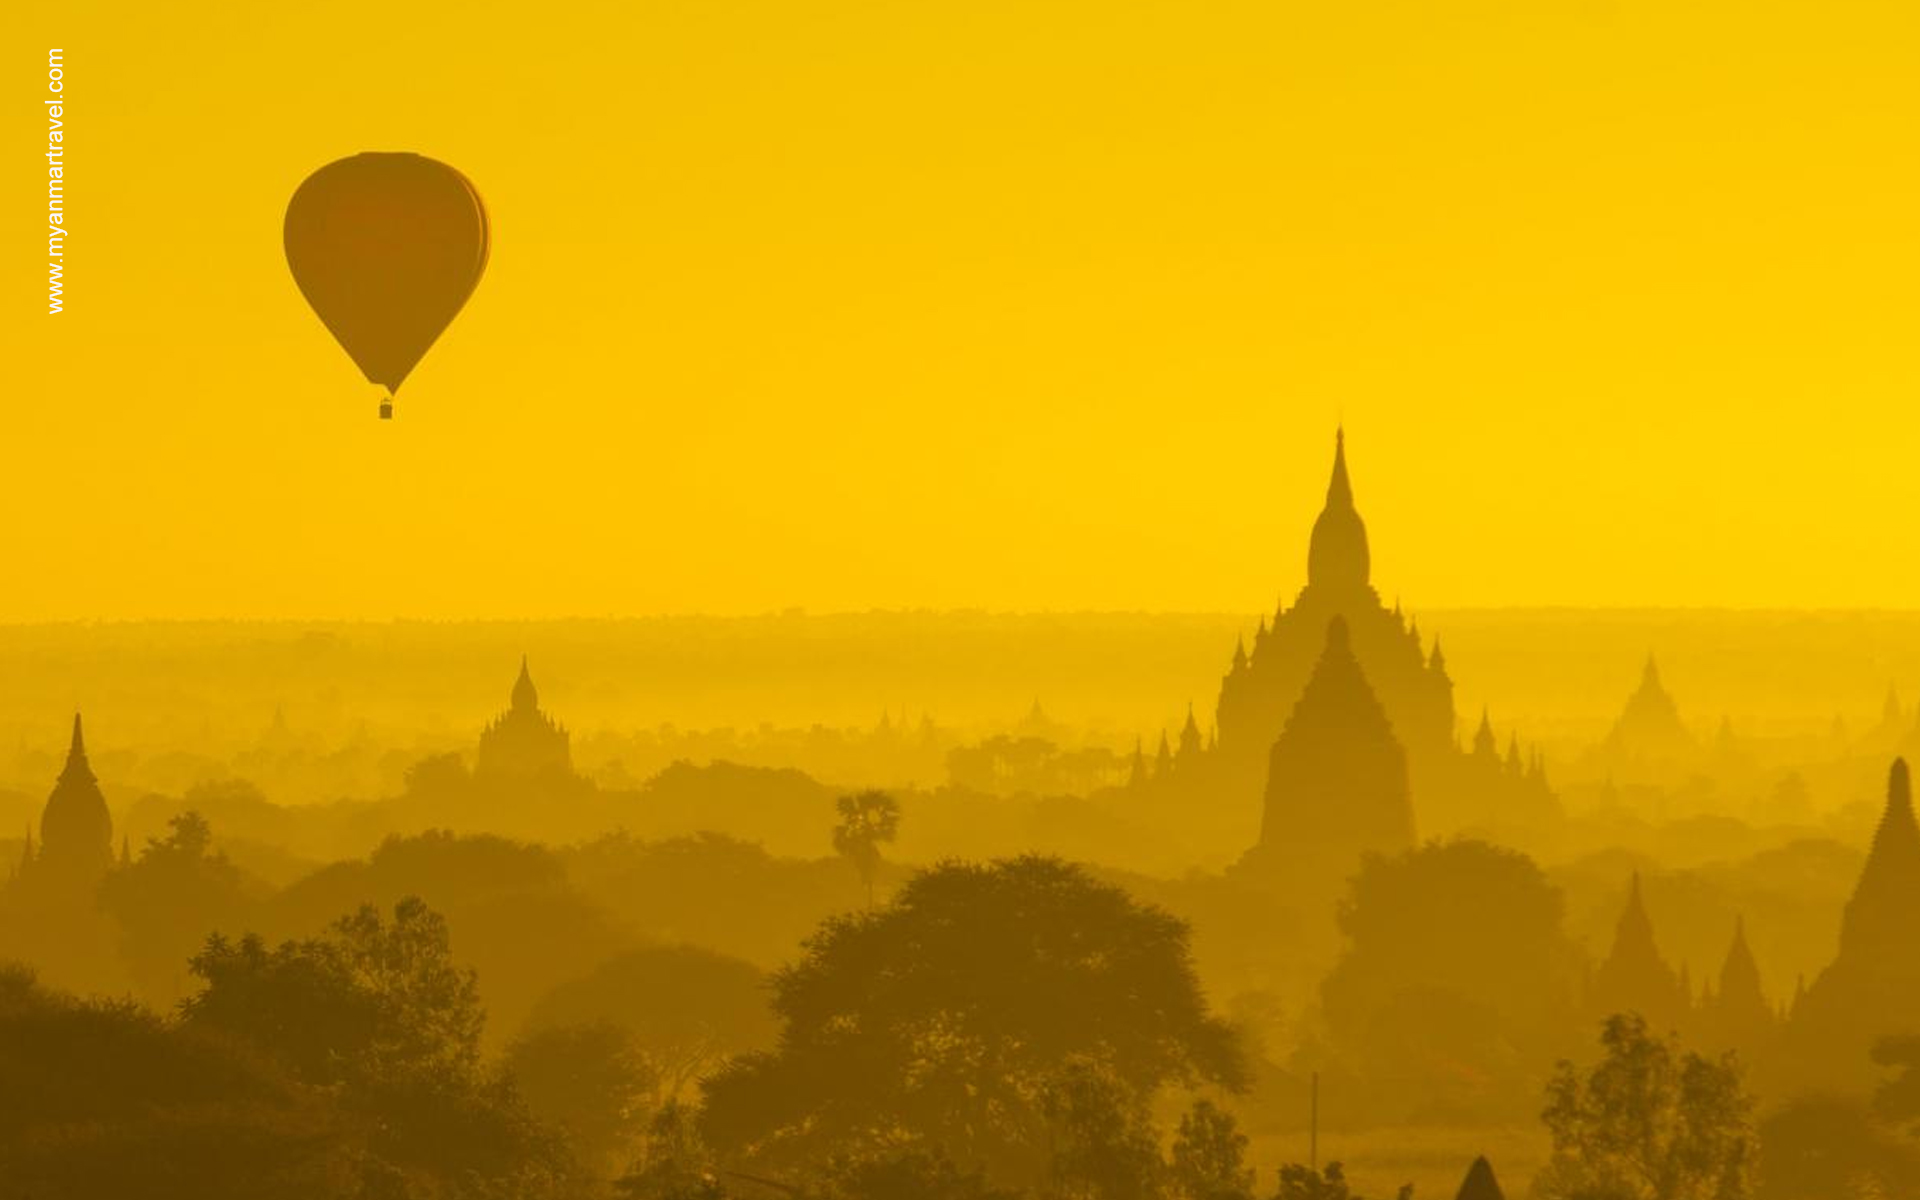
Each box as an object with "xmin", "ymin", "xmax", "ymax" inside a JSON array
[{"xmin": 12, "ymin": 1, "xmax": 1920, "ymax": 618}]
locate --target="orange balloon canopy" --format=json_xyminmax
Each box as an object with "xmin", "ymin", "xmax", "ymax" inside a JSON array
[{"xmin": 284, "ymin": 153, "xmax": 489, "ymax": 416}]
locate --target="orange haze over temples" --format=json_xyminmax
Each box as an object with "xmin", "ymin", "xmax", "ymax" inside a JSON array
[{"xmin": 11, "ymin": 1, "xmax": 1920, "ymax": 618}]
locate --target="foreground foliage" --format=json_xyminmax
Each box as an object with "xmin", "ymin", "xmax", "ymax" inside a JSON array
[
  {"xmin": 701, "ymin": 856, "xmax": 1245, "ymax": 1192},
  {"xmin": 1537, "ymin": 1014, "xmax": 1754, "ymax": 1200}
]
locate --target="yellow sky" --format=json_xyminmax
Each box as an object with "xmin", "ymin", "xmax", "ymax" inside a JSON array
[{"xmin": 9, "ymin": 0, "xmax": 1920, "ymax": 619}]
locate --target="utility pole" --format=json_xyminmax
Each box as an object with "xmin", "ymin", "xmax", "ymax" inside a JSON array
[{"xmin": 1310, "ymin": 1071, "xmax": 1319, "ymax": 1171}]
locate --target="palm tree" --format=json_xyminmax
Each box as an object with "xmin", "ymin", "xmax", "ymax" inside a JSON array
[{"xmin": 832, "ymin": 790, "xmax": 901, "ymax": 909}]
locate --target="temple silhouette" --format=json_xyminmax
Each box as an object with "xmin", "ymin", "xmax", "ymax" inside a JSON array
[
  {"xmin": 1213, "ymin": 431, "xmax": 1454, "ymax": 805},
  {"xmin": 1587, "ymin": 872, "xmax": 1690, "ymax": 1036},
  {"xmin": 1455, "ymin": 1156, "xmax": 1505, "ymax": 1200},
  {"xmin": 1588, "ymin": 655, "xmax": 1700, "ymax": 781},
  {"xmin": 474, "ymin": 656, "xmax": 577, "ymax": 785},
  {"xmin": 0, "ymin": 714, "xmax": 121, "ymax": 993},
  {"xmin": 15, "ymin": 714, "xmax": 114, "ymax": 893},
  {"xmin": 1244, "ymin": 615, "xmax": 1416, "ymax": 891},
  {"xmin": 1137, "ymin": 430, "xmax": 1557, "ymax": 862},
  {"xmin": 1772, "ymin": 757, "xmax": 1920, "ymax": 1093},
  {"xmin": 1583, "ymin": 872, "xmax": 1779, "ymax": 1064},
  {"xmin": 1696, "ymin": 915, "xmax": 1777, "ymax": 1061}
]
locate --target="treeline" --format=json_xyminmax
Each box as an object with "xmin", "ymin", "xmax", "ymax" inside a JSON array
[
  {"xmin": 0, "ymin": 860, "xmax": 1266, "ymax": 1200},
  {"xmin": 8, "ymin": 820, "xmax": 1920, "ymax": 1197},
  {"xmin": 8, "ymin": 852, "xmax": 1916, "ymax": 1198}
]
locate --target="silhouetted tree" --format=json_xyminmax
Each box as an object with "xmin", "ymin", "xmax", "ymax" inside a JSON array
[
  {"xmin": 181, "ymin": 898, "xmax": 574, "ymax": 1193},
  {"xmin": 822, "ymin": 1148, "xmax": 1017, "ymax": 1199},
  {"xmin": 701, "ymin": 857, "xmax": 1244, "ymax": 1190},
  {"xmin": 1272, "ymin": 1163, "xmax": 1409, "ymax": 1200},
  {"xmin": 830, "ymin": 790, "xmax": 900, "ymax": 908},
  {"xmin": 404, "ymin": 751, "xmax": 471, "ymax": 799},
  {"xmin": 183, "ymin": 895, "xmax": 483, "ymax": 1088},
  {"xmin": 264, "ymin": 830, "xmax": 632, "ymax": 1041},
  {"xmin": 0, "ymin": 956, "xmax": 569, "ymax": 1199},
  {"xmin": 1041, "ymin": 1058, "xmax": 1166, "ymax": 1199},
  {"xmin": 1537, "ymin": 1014, "xmax": 1754, "ymax": 1200},
  {"xmin": 1756, "ymin": 1094, "xmax": 1920, "ymax": 1199},
  {"xmin": 1318, "ymin": 839, "xmax": 1580, "ymax": 1121},
  {"xmin": 1169, "ymin": 1099, "xmax": 1255, "ymax": 1200},
  {"xmin": 617, "ymin": 1101, "xmax": 728, "ymax": 1199},
  {"xmin": 98, "ymin": 810, "xmax": 256, "ymax": 1005},
  {"xmin": 523, "ymin": 944, "xmax": 776, "ymax": 1106},
  {"xmin": 507, "ymin": 1020, "xmax": 658, "ymax": 1174}
]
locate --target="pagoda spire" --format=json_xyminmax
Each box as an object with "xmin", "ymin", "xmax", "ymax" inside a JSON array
[
  {"xmin": 1473, "ymin": 708, "xmax": 1497, "ymax": 758},
  {"xmin": 1718, "ymin": 917, "xmax": 1765, "ymax": 1003},
  {"xmin": 1177, "ymin": 703, "xmax": 1204, "ymax": 765},
  {"xmin": 1700, "ymin": 913, "xmax": 1777, "ymax": 1056},
  {"xmin": 1837, "ymin": 758, "xmax": 1920, "ymax": 959},
  {"xmin": 1591, "ymin": 871, "xmax": 1688, "ymax": 1031},
  {"xmin": 1326, "ymin": 426, "xmax": 1354, "ymax": 509},
  {"xmin": 1624, "ymin": 872, "xmax": 1649, "ymax": 930},
  {"xmin": 59, "ymin": 713, "xmax": 94, "ymax": 785},
  {"xmin": 37, "ymin": 712, "xmax": 113, "ymax": 884},
  {"xmin": 511, "ymin": 656, "xmax": 539, "ymax": 712},
  {"xmin": 1455, "ymin": 1156, "xmax": 1505, "ymax": 1200},
  {"xmin": 1306, "ymin": 429, "xmax": 1371, "ymax": 592}
]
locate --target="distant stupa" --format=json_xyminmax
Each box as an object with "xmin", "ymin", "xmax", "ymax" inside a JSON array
[
  {"xmin": 1697, "ymin": 916, "xmax": 1775, "ymax": 1059},
  {"xmin": 31, "ymin": 714, "xmax": 115, "ymax": 887},
  {"xmin": 1455, "ymin": 1157, "xmax": 1504, "ymax": 1200},
  {"xmin": 1588, "ymin": 872, "xmax": 1689, "ymax": 1034},
  {"xmin": 1213, "ymin": 431, "xmax": 1455, "ymax": 797},
  {"xmin": 1247, "ymin": 615, "xmax": 1415, "ymax": 888},
  {"xmin": 1176, "ymin": 703, "xmax": 1204, "ymax": 772},
  {"xmin": 1773, "ymin": 759, "xmax": 1920, "ymax": 1095},
  {"xmin": 474, "ymin": 657, "xmax": 575, "ymax": 783},
  {"xmin": 1600, "ymin": 656, "xmax": 1696, "ymax": 768},
  {"xmin": 1836, "ymin": 758, "xmax": 1920, "ymax": 959},
  {"xmin": 1157, "ymin": 429, "xmax": 1554, "ymax": 843}
]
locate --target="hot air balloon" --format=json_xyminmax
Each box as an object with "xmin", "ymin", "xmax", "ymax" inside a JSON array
[{"xmin": 284, "ymin": 153, "xmax": 489, "ymax": 419}]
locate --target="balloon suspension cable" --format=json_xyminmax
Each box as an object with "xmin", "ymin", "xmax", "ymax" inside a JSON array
[{"xmin": 379, "ymin": 394, "xmax": 393, "ymax": 420}]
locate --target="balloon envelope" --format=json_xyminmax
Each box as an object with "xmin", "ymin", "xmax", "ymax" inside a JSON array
[{"xmin": 284, "ymin": 153, "xmax": 489, "ymax": 397}]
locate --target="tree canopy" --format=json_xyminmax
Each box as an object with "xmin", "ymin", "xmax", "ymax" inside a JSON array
[
  {"xmin": 700, "ymin": 856, "xmax": 1244, "ymax": 1188},
  {"xmin": 1538, "ymin": 1014, "xmax": 1754, "ymax": 1200},
  {"xmin": 183, "ymin": 895, "xmax": 484, "ymax": 1087}
]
